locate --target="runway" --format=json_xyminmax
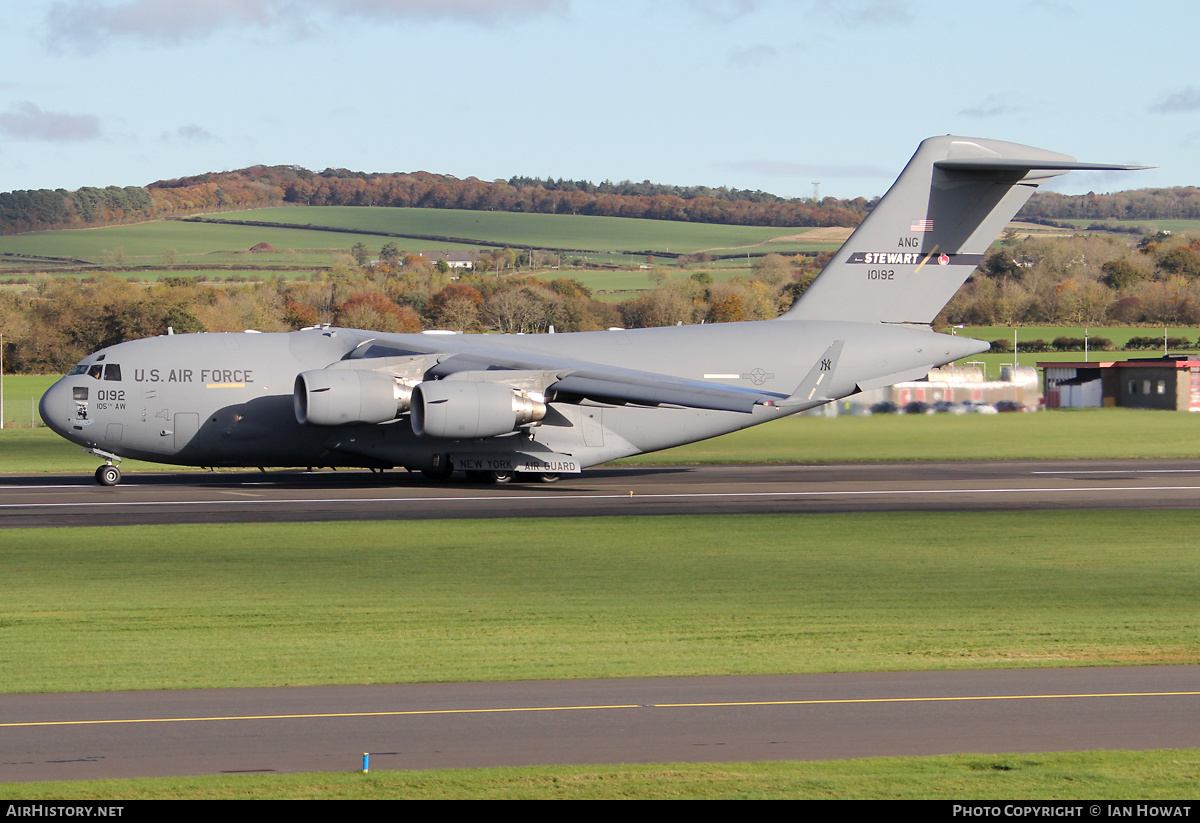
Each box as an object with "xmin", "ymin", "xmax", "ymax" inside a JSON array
[
  {"xmin": 5, "ymin": 666, "xmax": 1200, "ymax": 783},
  {"xmin": 4, "ymin": 459, "xmax": 1199, "ymax": 785},
  {"xmin": 4, "ymin": 458, "xmax": 1200, "ymax": 527}
]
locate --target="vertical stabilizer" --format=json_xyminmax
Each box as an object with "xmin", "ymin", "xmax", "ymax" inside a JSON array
[{"xmin": 783, "ymin": 136, "xmax": 1146, "ymax": 324}]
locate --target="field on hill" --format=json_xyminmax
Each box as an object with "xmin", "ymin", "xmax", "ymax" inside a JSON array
[
  {"xmin": 201, "ymin": 206, "xmax": 839, "ymax": 255},
  {"xmin": 0, "ymin": 221, "xmax": 402, "ymax": 274},
  {"xmin": 1063, "ymin": 218, "xmax": 1200, "ymax": 234},
  {"xmin": 0, "ymin": 207, "xmax": 833, "ymax": 281}
]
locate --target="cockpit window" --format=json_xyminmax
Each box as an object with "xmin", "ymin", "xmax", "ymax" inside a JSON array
[
  {"xmin": 87, "ymin": 365, "xmax": 103, "ymax": 380},
  {"xmin": 104, "ymin": 364, "xmax": 122, "ymax": 381},
  {"xmin": 68, "ymin": 364, "xmax": 88, "ymax": 376}
]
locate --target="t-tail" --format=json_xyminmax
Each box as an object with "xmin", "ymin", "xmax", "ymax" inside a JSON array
[{"xmin": 782, "ymin": 135, "xmax": 1148, "ymax": 325}]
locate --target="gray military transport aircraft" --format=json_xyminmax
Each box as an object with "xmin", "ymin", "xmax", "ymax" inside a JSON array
[{"xmin": 40, "ymin": 136, "xmax": 1145, "ymax": 485}]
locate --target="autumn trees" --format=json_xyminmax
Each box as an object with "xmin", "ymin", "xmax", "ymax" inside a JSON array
[
  {"xmin": 1, "ymin": 246, "xmax": 828, "ymax": 373},
  {"xmin": 0, "ymin": 165, "xmax": 875, "ymax": 236},
  {"xmin": 939, "ymin": 232, "xmax": 1200, "ymax": 327}
]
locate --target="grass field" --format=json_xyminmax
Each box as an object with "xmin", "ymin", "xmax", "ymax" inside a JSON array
[
  {"xmin": 627, "ymin": 407, "xmax": 1200, "ymax": 464},
  {"xmin": 4, "ymin": 509, "xmax": 1200, "ymax": 797},
  {"xmin": 206, "ymin": 206, "xmax": 834, "ymax": 256},
  {"xmin": 3, "ymin": 511, "xmax": 1199, "ymax": 693},
  {"xmin": 1063, "ymin": 219, "xmax": 1200, "ymax": 234},
  {"xmin": 7, "ymin": 750, "xmax": 1200, "ymax": 799},
  {"xmin": 0, "ymin": 207, "xmax": 831, "ymax": 282},
  {"xmin": 0, "ymin": 375, "xmax": 53, "ymax": 428},
  {"xmin": 0, "ymin": 221, "xmax": 395, "ymax": 273}
]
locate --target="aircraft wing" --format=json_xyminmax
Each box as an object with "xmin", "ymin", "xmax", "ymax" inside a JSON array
[{"xmin": 355, "ymin": 334, "xmax": 796, "ymax": 413}]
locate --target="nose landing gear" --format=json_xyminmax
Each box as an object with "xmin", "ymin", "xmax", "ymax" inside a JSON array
[
  {"xmin": 95, "ymin": 464, "xmax": 121, "ymax": 486},
  {"xmin": 85, "ymin": 448, "xmax": 122, "ymax": 486}
]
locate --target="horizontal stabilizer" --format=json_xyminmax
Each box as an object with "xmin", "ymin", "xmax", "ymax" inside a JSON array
[{"xmin": 935, "ymin": 159, "xmax": 1152, "ymax": 173}]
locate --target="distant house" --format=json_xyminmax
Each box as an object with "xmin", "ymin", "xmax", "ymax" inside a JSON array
[
  {"xmin": 421, "ymin": 250, "xmax": 477, "ymax": 269},
  {"xmin": 1041, "ymin": 356, "xmax": 1200, "ymax": 411}
]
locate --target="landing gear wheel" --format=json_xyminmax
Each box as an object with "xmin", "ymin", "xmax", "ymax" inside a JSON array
[
  {"xmin": 95, "ymin": 465, "xmax": 121, "ymax": 486},
  {"xmin": 465, "ymin": 470, "xmax": 514, "ymax": 485},
  {"xmin": 536, "ymin": 473, "xmax": 561, "ymax": 484},
  {"xmin": 421, "ymin": 463, "xmax": 454, "ymax": 482}
]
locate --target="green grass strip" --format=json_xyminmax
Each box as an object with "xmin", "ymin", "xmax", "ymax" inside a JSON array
[
  {"xmin": 3, "ymin": 512, "xmax": 1200, "ymax": 694},
  {"xmin": 7, "ymin": 405, "xmax": 1200, "ymax": 475},
  {"xmin": 5, "ymin": 750, "xmax": 1200, "ymax": 799},
  {"xmin": 625, "ymin": 407, "xmax": 1200, "ymax": 464}
]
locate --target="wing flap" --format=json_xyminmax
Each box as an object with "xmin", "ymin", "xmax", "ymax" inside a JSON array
[{"xmin": 551, "ymin": 372, "xmax": 783, "ymax": 413}]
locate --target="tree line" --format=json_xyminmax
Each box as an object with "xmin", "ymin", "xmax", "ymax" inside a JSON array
[
  {"xmin": 0, "ymin": 165, "xmax": 867, "ymax": 236},
  {"xmin": 1019, "ymin": 187, "xmax": 1200, "ymax": 221},
  {"xmin": 4, "ymin": 162, "xmax": 1198, "ymax": 237}
]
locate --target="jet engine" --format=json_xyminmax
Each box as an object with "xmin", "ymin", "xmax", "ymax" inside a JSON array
[
  {"xmin": 294, "ymin": 369, "xmax": 412, "ymax": 426},
  {"xmin": 410, "ymin": 381, "xmax": 546, "ymax": 439}
]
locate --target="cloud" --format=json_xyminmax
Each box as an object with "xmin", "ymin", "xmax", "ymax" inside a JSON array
[
  {"xmin": 164, "ymin": 124, "xmax": 219, "ymax": 143},
  {"xmin": 45, "ymin": 0, "xmax": 567, "ymax": 48},
  {"xmin": 1023, "ymin": 0, "xmax": 1076, "ymax": 16},
  {"xmin": 807, "ymin": 0, "xmax": 912, "ymax": 27},
  {"xmin": 1149, "ymin": 86, "xmax": 1200, "ymax": 114},
  {"xmin": 958, "ymin": 95, "xmax": 1019, "ymax": 119},
  {"xmin": 0, "ymin": 102, "xmax": 101, "ymax": 142},
  {"xmin": 687, "ymin": 0, "xmax": 760, "ymax": 21},
  {"xmin": 721, "ymin": 159, "xmax": 892, "ymax": 178},
  {"xmin": 690, "ymin": 0, "xmax": 910, "ymax": 26},
  {"xmin": 728, "ymin": 43, "xmax": 778, "ymax": 67}
]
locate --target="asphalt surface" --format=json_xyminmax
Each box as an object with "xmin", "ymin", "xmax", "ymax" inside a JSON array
[
  {"xmin": 5, "ymin": 666, "xmax": 1200, "ymax": 783},
  {"xmin": 4, "ymin": 459, "xmax": 1200, "ymax": 784},
  {"xmin": 5, "ymin": 458, "xmax": 1200, "ymax": 527}
]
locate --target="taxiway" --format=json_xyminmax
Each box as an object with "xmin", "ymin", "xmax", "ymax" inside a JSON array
[{"xmin": 4, "ymin": 666, "xmax": 1200, "ymax": 782}]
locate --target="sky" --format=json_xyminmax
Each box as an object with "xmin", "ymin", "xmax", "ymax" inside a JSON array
[{"xmin": 2, "ymin": 0, "xmax": 1196, "ymax": 201}]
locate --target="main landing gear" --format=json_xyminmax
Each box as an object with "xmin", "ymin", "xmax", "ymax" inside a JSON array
[{"xmin": 465, "ymin": 470, "xmax": 560, "ymax": 485}]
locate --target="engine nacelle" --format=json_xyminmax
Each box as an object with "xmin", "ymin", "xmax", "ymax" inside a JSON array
[
  {"xmin": 411, "ymin": 381, "xmax": 547, "ymax": 439},
  {"xmin": 294, "ymin": 369, "xmax": 411, "ymax": 426}
]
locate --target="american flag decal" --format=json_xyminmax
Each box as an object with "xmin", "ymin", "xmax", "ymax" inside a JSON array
[{"xmin": 910, "ymin": 218, "xmax": 933, "ymax": 232}]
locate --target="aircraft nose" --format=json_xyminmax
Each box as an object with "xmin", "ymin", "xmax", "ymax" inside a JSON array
[{"xmin": 39, "ymin": 379, "xmax": 76, "ymax": 440}]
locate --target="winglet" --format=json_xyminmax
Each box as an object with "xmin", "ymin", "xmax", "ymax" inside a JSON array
[{"xmin": 766, "ymin": 340, "xmax": 845, "ymax": 410}]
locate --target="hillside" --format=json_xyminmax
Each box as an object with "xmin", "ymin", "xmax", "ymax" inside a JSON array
[
  {"xmin": 0, "ymin": 165, "xmax": 867, "ymax": 237},
  {"xmin": 4, "ymin": 162, "xmax": 1196, "ymax": 240}
]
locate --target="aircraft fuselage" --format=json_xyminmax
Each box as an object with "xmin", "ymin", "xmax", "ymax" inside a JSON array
[{"xmin": 39, "ymin": 320, "xmax": 981, "ymax": 478}]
